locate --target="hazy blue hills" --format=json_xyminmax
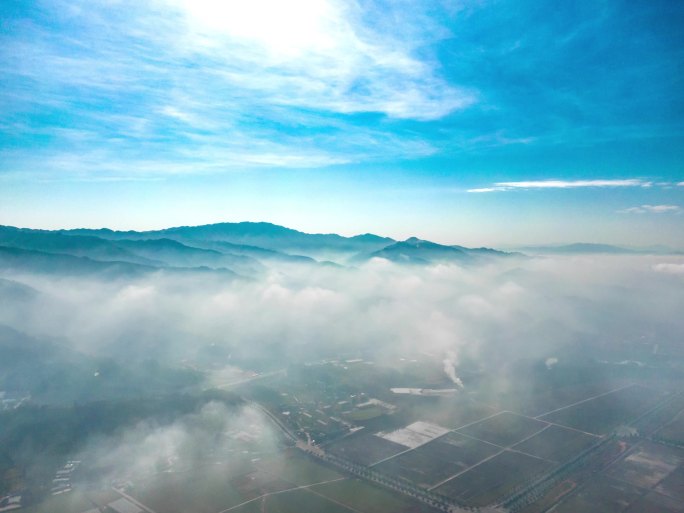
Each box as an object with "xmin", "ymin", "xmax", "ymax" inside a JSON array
[
  {"xmin": 61, "ymin": 222, "xmax": 395, "ymax": 259},
  {"xmin": 0, "ymin": 245, "xmax": 158, "ymax": 278},
  {"xmin": 0, "ymin": 226, "xmax": 160, "ymax": 266},
  {"xmin": 357, "ymin": 237, "xmax": 516, "ymax": 264},
  {"xmin": 518, "ymin": 243, "xmax": 683, "ymax": 255},
  {"xmin": 0, "ymin": 324, "xmax": 201, "ymax": 405},
  {"xmin": 0, "ymin": 277, "xmax": 39, "ymax": 302},
  {"xmin": 0, "ymin": 222, "xmax": 521, "ymax": 276},
  {"xmin": 0, "ymin": 245, "xmax": 239, "ymax": 279}
]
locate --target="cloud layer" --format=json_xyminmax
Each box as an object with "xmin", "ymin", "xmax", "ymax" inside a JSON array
[
  {"xmin": 618, "ymin": 204, "xmax": 682, "ymax": 214},
  {"xmin": 468, "ymin": 179, "xmax": 652, "ymax": 193}
]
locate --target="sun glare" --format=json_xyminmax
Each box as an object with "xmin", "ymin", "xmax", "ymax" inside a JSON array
[{"xmin": 177, "ymin": 0, "xmax": 344, "ymax": 58}]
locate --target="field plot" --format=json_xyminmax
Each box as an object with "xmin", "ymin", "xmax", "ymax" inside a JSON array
[
  {"xmin": 552, "ymin": 476, "xmax": 644, "ymax": 513},
  {"xmin": 133, "ymin": 467, "xmax": 247, "ymax": 513},
  {"xmin": 131, "ymin": 450, "xmax": 343, "ymax": 513},
  {"xmin": 606, "ymin": 441, "xmax": 683, "ymax": 489},
  {"xmin": 540, "ymin": 384, "xmax": 662, "ymax": 435},
  {"xmin": 255, "ymin": 450, "xmax": 343, "ymax": 486},
  {"xmin": 656, "ymin": 465, "xmax": 684, "ymax": 502},
  {"xmin": 373, "ymin": 432, "xmax": 499, "ymax": 488},
  {"xmin": 518, "ymin": 380, "xmax": 630, "ymax": 417},
  {"xmin": 511, "ymin": 424, "xmax": 598, "ymax": 463},
  {"xmin": 228, "ymin": 488, "xmax": 357, "ymax": 513},
  {"xmin": 375, "ymin": 421, "xmax": 449, "ymax": 449},
  {"xmin": 326, "ymin": 433, "xmax": 406, "ymax": 466},
  {"xmin": 311, "ymin": 478, "xmax": 439, "ymax": 513},
  {"xmin": 623, "ymin": 491, "xmax": 684, "ymax": 513},
  {"xmin": 456, "ymin": 411, "xmax": 548, "ymax": 446},
  {"xmin": 434, "ymin": 450, "xmax": 553, "ymax": 507},
  {"xmin": 391, "ymin": 396, "xmax": 497, "ymax": 430},
  {"xmin": 656, "ymin": 409, "xmax": 684, "ymax": 445},
  {"xmin": 632, "ymin": 392, "xmax": 684, "ymax": 437},
  {"xmin": 20, "ymin": 490, "xmax": 120, "ymax": 513}
]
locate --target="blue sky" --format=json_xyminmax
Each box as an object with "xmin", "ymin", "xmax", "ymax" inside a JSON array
[{"xmin": 1, "ymin": 0, "xmax": 683, "ymax": 246}]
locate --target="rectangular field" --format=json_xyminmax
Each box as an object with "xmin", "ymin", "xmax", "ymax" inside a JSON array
[
  {"xmin": 311, "ymin": 478, "xmax": 439, "ymax": 513},
  {"xmin": 656, "ymin": 465, "xmax": 684, "ymax": 502},
  {"xmin": 624, "ymin": 491, "xmax": 684, "ymax": 513},
  {"xmin": 552, "ymin": 476, "xmax": 644, "ymax": 513},
  {"xmin": 656, "ymin": 410, "xmax": 684, "ymax": 445},
  {"xmin": 131, "ymin": 450, "xmax": 343, "ymax": 513},
  {"xmin": 457, "ymin": 411, "xmax": 548, "ymax": 447},
  {"xmin": 434, "ymin": 450, "xmax": 553, "ymax": 507},
  {"xmin": 373, "ymin": 432, "xmax": 500, "ymax": 488},
  {"xmin": 376, "ymin": 421, "xmax": 450, "ymax": 449},
  {"xmin": 606, "ymin": 441, "xmax": 683, "ymax": 489},
  {"xmin": 327, "ymin": 433, "xmax": 406, "ymax": 466},
  {"xmin": 229, "ymin": 488, "xmax": 357, "ymax": 513},
  {"xmin": 511, "ymin": 424, "xmax": 598, "ymax": 463},
  {"xmin": 540, "ymin": 385, "xmax": 662, "ymax": 435}
]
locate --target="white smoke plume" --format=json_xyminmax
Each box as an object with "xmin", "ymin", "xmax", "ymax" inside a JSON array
[{"xmin": 443, "ymin": 350, "xmax": 464, "ymax": 388}]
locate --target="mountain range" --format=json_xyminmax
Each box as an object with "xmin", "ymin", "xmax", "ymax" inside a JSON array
[{"xmin": 0, "ymin": 222, "xmax": 519, "ymax": 277}]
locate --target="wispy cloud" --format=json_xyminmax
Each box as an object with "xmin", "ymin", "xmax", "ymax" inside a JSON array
[
  {"xmin": 164, "ymin": 0, "xmax": 474, "ymax": 121},
  {"xmin": 468, "ymin": 179, "xmax": 651, "ymax": 193},
  {"xmin": 652, "ymin": 263, "xmax": 684, "ymax": 275},
  {"xmin": 0, "ymin": 0, "xmax": 470, "ymax": 178},
  {"xmin": 617, "ymin": 205, "xmax": 682, "ymax": 214}
]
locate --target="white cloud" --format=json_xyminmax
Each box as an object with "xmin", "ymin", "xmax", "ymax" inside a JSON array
[
  {"xmin": 468, "ymin": 179, "xmax": 651, "ymax": 193},
  {"xmin": 467, "ymin": 187, "xmax": 499, "ymax": 193},
  {"xmin": 617, "ymin": 205, "xmax": 682, "ymax": 214},
  {"xmin": 652, "ymin": 263, "xmax": 684, "ymax": 275},
  {"xmin": 164, "ymin": 0, "xmax": 474, "ymax": 120}
]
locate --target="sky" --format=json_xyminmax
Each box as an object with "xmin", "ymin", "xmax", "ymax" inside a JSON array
[{"xmin": 1, "ymin": 0, "xmax": 683, "ymax": 247}]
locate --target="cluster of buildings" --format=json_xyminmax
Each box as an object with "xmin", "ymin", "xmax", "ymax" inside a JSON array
[
  {"xmin": 50, "ymin": 460, "xmax": 81, "ymax": 495},
  {"xmin": 0, "ymin": 494, "xmax": 22, "ymax": 512}
]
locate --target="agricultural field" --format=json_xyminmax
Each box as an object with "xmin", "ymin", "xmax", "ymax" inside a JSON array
[
  {"xmin": 326, "ymin": 433, "xmax": 406, "ymax": 466},
  {"xmin": 656, "ymin": 465, "xmax": 684, "ymax": 502},
  {"xmin": 511, "ymin": 424, "xmax": 598, "ymax": 463},
  {"xmin": 552, "ymin": 476, "xmax": 644, "ymax": 513},
  {"xmin": 311, "ymin": 478, "xmax": 439, "ymax": 513},
  {"xmin": 632, "ymin": 391, "xmax": 684, "ymax": 437},
  {"xmin": 20, "ymin": 490, "xmax": 120, "ymax": 513},
  {"xmin": 128, "ymin": 450, "xmax": 345, "ymax": 513},
  {"xmin": 434, "ymin": 450, "xmax": 553, "ymax": 507},
  {"xmin": 373, "ymin": 432, "xmax": 499, "ymax": 488},
  {"xmin": 388, "ymin": 395, "xmax": 497, "ymax": 430},
  {"xmin": 540, "ymin": 384, "xmax": 663, "ymax": 435},
  {"xmin": 655, "ymin": 410, "xmax": 684, "ymax": 445},
  {"xmin": 456, "ymin": 411, "xmax": 548, "ymax": 447},
  {"xmin": 228, "ymin": 487, "xmax": 359, "ymax": 513},
  {"xmin": 623, "ymin": 491, "xmax": 684, "ymax": 513},
  {"xmin": 606, "ymin": 441, "xmax": 684, "ymax": 489}
]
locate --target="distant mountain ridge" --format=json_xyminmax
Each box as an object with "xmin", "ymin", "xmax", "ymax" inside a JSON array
[
  {"xmin": 518, "ymin": 243, "xmax": 683, "ymax": 255},
  {"xmin": 0, "ymin": 222, "xmax": 520, "ymax": 276},
  {"xmin": 59, "ymin": 222, "xmax": 395, "ymax": 259}
]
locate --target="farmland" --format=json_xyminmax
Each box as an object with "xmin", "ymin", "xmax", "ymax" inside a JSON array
[
  {"xmin": 327, "ymin": 434, "xmax": 406, "ymax": 466},
  {"xmin": 456, "ymin": 411, "xmax": 548, "ymax": 447},
  {"xmin": 511, "ymin": 424, "xmax": 598, "ymax": 463},
  {"xmin": 552, "ymin": 476, "xmax": 644, "ymax": 513},
  {"xmin": 373, "ymin": 433, "xmax": 499, "ymax": 488},
  {"xmin": 539, "ymin": 384, "xmax": 664, "ymax": 435},
  {"xmin": 434, "ymin": 450, "xmax": 553, "ymax": 507}
]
